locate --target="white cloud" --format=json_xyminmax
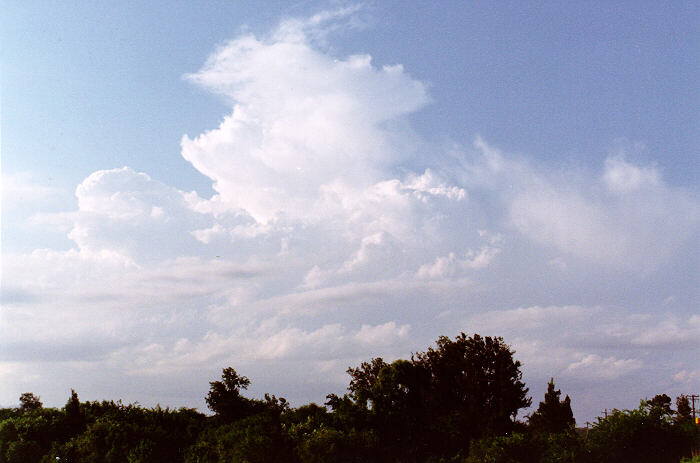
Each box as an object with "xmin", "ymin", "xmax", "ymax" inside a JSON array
[
  {"xmin": 463, "ymin": 138, "xmax": 699, "ymax": 271},
  {"xmin": 191, "ymin": 223, "xmax": 228, "ymax": 244},
  {"xmin": 340, "ymin": 232, "xmax": 386, "ymax": 272},
  {"xmin": 418, "ymin": 253, "xmax": 458, "ymax": 279},
  {"xmin": 672, "ymin": 369, "xmax": 700, "ymax": 385},
  {"xmin": 470, "ymin": 305, "xmax": 594, "ymax": 332},
  {"xmin": 565, "ymin": 354, "xmax": 643, "ymax": 381},
  {"xmin": 401, "ymin": 169, "xmax": 466, "ymax": 202},
  {"xmin": 462, "ymin": 245, "xmax": 501, "ymax": 269},
  {"xmin": 354, "ymin": 321, "xmax": 410, "ymax": 347},
  {"xmin": 301, "ymin": 265, "xmax": 325, "ymax": 289},
  {"xmin": 249, "ymin": 277, "xmax": 474, "ymax": 319},
  {"xmin": 418, "ymin": 244, "xmax": 501, "ymax": 279},
  {"xmin": 603, "ymin": 155, "xmax": 660, "ymax": 193},
  {"xmin": 599, "ymin": 314, "xmax": 700, "ymax": 349},
  {"xmin": 116, "ymin": 320, "xmax": 411, "ymax": 378},
  {"xmin": 66, "ymin": 167, "xmax": 215, "ymax": 262},
  {"xmin": 1, "ymin": 249, "xmax": 267, "ymax": 363},
  {"xmin": 255, "ymin": 324, "xmax": 345, "ymax": 360},
  {"xmin": 181, "ymin": 20, "xmax": 430, "ymax": 224},
  {"xmin": 273, "ymin": 5, "xmax": 366, "ymax": 46}
]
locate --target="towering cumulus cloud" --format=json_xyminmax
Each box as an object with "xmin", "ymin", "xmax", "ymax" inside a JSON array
[{"xmin": 181, "ymin": 13, "xmax": 430, "ymax": 225}]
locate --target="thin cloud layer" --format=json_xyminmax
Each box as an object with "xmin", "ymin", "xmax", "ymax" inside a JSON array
[{"xmin": 2, "ymin": 9, "xmax": 698, "ymax": 422}]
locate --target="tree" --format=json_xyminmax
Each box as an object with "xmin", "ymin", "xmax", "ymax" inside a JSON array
[
  {"xmin": 415, "ymin": 333, "xmax": 531, "ymax": 441},
  {"xmin": 528, "ymin": 378, "xmax": 575, "ymax": 434},
  {"xmin": 18, "ymin": 393, "xmax": 42, "ymax": 412},
  {"xmin": 329, "ymin": 333, "xmax": 531, "ymax": 460},
  {"xmin": 344, "ymin": 358, "xmax": 429, "ymax": 461},
  {"xmin": 676, "ymin": 394, "xmax": 693, "ymax": 422},
  {"xmin": 205, "ymin": 367, "xmax": 257, "ymax": 423},
  {"xmin": 63, "ymin": 389, "xmax": 85, "ymax": 436},
  {"xmin": 467, "ymin": 431, "xmax": 583, "ymax": 463},
  {"xmin": 647, "ymin": 393, "xmax": 673, "ymax": 418},
  {"xmin": 586, "ymin": 401, "xmax": 696, "ymax": 463}
]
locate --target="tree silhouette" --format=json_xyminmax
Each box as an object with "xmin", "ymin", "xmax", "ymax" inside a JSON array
[
  {"xmin": 205, "ymin": 367, "xmax": 257, "ymax": 423},
  {"xmin": 63, "ymin": 389, "xmax": 85, "ymax": 436},
  {"xmin": 18, "ymin": 392, "xmax": 42, "ymax": 412},
  {"xmin": 647, "ymin": 393, "xmax": 673, "ymax": 418},
  {"xmin": 675, "ymin": 394, "xmax": 692, "ymax": 422},
  {"xmin": 528, "ymin": 378, "xmax": 575, "ymax": 434},
  {"xmin": 415, "ymin": 333, "xmax": 531, "ymax": 439},
  {"xmin": 329, "ymin": 333, "xmax": 531, "ymax": 460}
]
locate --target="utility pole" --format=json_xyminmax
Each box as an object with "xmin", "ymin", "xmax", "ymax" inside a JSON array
[{"xmin": 689, "ymin": 394, "xmax": 699, "ymax": 421}]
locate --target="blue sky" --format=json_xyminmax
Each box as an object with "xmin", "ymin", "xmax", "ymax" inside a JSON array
[{"xmin": 2, "ymin": 1, "xmax": 698, "ymax": 423}]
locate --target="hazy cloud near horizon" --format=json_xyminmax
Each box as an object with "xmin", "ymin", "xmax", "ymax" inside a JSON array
[{"xmin": 2, "ymin": 8, "xmax": 698, "ymax": 422}]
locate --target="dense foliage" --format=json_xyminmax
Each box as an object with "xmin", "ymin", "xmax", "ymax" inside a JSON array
[
  {"xmin": 528, "ymin": 378, "xmax": 575, "ymax": 435},
  {"xmin": 0, "ymin": 333, "xmax": 697, "ymax": 462}
]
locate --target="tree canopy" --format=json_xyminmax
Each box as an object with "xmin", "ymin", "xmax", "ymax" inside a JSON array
[
  {"xmin": 18, "ymin": 393, "xmax": 42, "ymax": 413},
  {"xmin": 205, "ymin": 367, "xmax": 258, "ymax": 423},
  {"xmin": 326, "ymin": 333, "xmax": 531, "ymax": 460},
  {"xmin": 528, "ymin": 378, "xmax": 575, "ymax": 434}
]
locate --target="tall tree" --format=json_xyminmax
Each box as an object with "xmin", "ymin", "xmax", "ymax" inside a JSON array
[
  {"xmin": 675, "ymin": 394, "xmax": 692, "ymax": 422},
  {"xmin": 528, "ymin": 378, "xmax": 575, "ymax": 434},
  {"xmin": 206, "ymin": 367, "xmax": 257, "ymax": 423},
  {"xmin": 345, "ymin": 358, "xmax": 429, "ymax": 461},
  {"xmin": 63, "ymin": 389, "xmax": 85, "ymax": 436},
  {"xmin": 18, "ymin": 392, "xmax": 42, "ymax": 412},
  {"xmin": 330, "ymin": 333, "xmax": 531, "ymax": 460},
  {"xmin": 415, "ymin": 333, "xmax": 531, "ymax": 439},
  {"xmin": 646, "ymin": 394, "xmax": 673, "ymax": 420}
]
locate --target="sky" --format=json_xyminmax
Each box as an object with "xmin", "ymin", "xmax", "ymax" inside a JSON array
[{"xmin": 1, "ymin": 1, "xmax": 698, "ymax": 424}]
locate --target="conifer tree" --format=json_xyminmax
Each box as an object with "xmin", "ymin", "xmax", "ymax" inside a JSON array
[{"xmin": 528, "ymin": 378, "xmax": 575, "ymax": 434}]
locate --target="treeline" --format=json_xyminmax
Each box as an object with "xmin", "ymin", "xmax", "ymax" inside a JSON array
[{"xmin": 1, "ymin": 333, "xmax": 698, "ymax": 462}]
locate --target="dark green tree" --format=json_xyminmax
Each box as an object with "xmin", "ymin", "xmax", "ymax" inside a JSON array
[
  {"xmin": 205, "ymin": 367, "xmax": 258, "ymax": 423},
  {"xmin": 415, "ymin": 333, "xmax": 531, "ymax": 445},
  {"xmin": 188, "ymin": 377, "xmax": 294, "ymax": 463},
  {"xmin": 586, "ymin": 401, "xmax": 696, "ymax": 463},
  {"xmin": 345, "ymin": 358, "xmax": 430, "ymax": 461},
  {"xmin": 676, "ymin": 394, "xmax": 692, "ymax": 422},
  {"xmin": 17, "ymin": 393, "xmax": 42, "ymax": 413},
  {"xmin": 0, "ymin": 421, "xmax": 19, "ymax": 463},
  {"xmin": 466, "ymin": 431, "xmax": 583, "ymax": 463},
  {"xmin": 63, "ymin": 389, "xmax": 85, "ymax": 436},
  {"xmin": 284, "ymin": 403, "xmax": 378, "ymax": 462},
  {"xmin": 328, "ymin": 333, "xmax": 531, "ymax": 460},
  {"xmin": 528, "ymin": 378, "xmax": 575, "ymax": 434},
  {"xmin": 5, "ymin": 439, "xmax": 42, "ymax": 463},
  {"xmin": 189, "ymin": 411, "xmax": 294, "ymax": 463},
  {"xmin": 647, "ymin": 393, "xmax": 673, "ymax": 418}
]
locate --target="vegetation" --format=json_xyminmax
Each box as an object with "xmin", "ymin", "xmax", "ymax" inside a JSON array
[{"xmin": 0, "ymin": 332, "xmax": 697, "ymax": 462}]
